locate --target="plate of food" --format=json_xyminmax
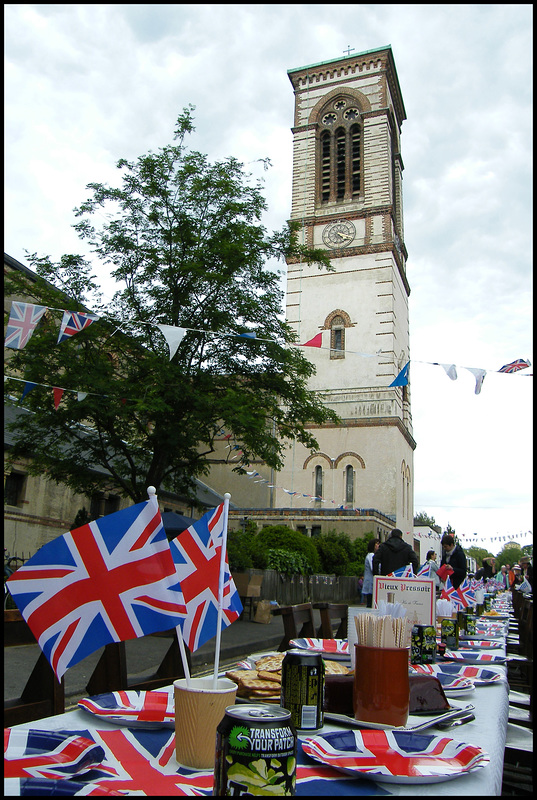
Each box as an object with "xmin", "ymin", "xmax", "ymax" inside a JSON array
[
  {"xmin": 289, "ymin": 638, "xmax": 349, "ymax": 658},
  {"xmin": 78, "ymin": 689, "xmax": 174, "ymax": 728},
  {"xmin": 302, "ymin": 729, "xmax": 489, "ymax": 783},
  {"xmin": 4, "ymin": 730, "xmax": 105, "ymax": 780},
  {"xmin": 228, "ymin": 652, "xmax": 351, "ymax": 704}
]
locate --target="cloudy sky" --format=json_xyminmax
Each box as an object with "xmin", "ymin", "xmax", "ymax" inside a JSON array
[{"xmin": 5, "ymin": 4, "xmax": 532, "ymax": 555}]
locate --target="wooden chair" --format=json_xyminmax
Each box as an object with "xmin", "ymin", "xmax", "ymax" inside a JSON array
[
  {"xmin": 313, "ymin": 602, "xmax": 348, "ymax": 639},
  {"xmin": 86, "ymin": 629, "xmax": 192, "ymax": 696},
  {"xmin": 4, "ymin": 609, "xmax": 65, "ymax": 727},
  {"xmin": 272, "ymin": 603, "xmax": 316, "ymax": 651}
]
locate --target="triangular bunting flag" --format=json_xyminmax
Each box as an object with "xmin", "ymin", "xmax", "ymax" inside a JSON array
[
  {"xmin": 300, "ymin": 332, "xmax": 323, "ymax": 347},
  {"xmin": 57, "ymin": 311, "xmax": 99, "ymax": 344},
  {"xmin": 441, "ymin": 363, "xmax": 458, "ymax": 380},
  {"xmin": 155, "ymin": 324, "xmax": 187, "ymax": 360},
  {"xmin": 498, "ymin": 358, "xmax": 531, "ymax": 373},
  {"xmin": 389, "ymin": 361, "xmax": 410, "ymax": 387},
  {"xmin": 466, "ymin": 367, "xmax": 486, "ymax": 394},
  {"xmin": 5, "ymin": 302, "xmax": 48, "ymax": 350},
  {"xmin": 53, "ymin": 387, "xmax": 65, "ymax": 409},
  {"xmin": 19, "ymin": 382, "xmax": 37, "ymax": 402},
  {"xmin": 77, "ymin": 392, "xmax": 88, "ymax": 401}
]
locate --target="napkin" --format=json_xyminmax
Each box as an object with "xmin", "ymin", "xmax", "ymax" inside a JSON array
[{"xmin": 437, "ymin": 599, "xmax": 455, "ymax": 617}]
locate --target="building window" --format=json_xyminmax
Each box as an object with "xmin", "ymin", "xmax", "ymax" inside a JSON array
[
  {"xmin": 314, "ymin": 465, "xmax": 323, "ymax": 499},
  {"xmin": 317, "ymin": 99, "xmax": 362, "ymax": 205},
  {"xmin": 345, "ymin": 465, "xmax": 354, "ymax": 504},
  {"xmin": 5, "ymin": 471, "xmax": 26, "ymax": 507},
  {"xmin": 90, "ymin": 492, "xmax": 120, "ymax": 519},
  {"xmin": 330, "ymin": 315, "xmax": 346, "ymax": 359}
]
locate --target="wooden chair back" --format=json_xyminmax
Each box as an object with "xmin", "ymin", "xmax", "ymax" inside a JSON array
[
  {"xmin": 313, "ymin": 602, "xmax": 348, "ymax": 639},
  {"xmin": 273, "ymin": 603, "xmax": 316, "ymax": 651}
]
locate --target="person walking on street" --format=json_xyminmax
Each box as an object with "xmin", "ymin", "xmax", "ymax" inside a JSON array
[
  {"xmin": 372, "ymin": 529, "xmax": 418, "ymax": 577},
  {"xmin": 440, "ymin": 534, "xmax": 467, "ymax": 589},
  {"xmin": 361, "ymin": 538, "xmax": 380, "ymax": 608}
]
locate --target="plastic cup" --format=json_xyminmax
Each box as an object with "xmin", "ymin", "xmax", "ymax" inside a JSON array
[{"xmin": 174, "ymin": 676, "xmax": 237, "ymax": 769}]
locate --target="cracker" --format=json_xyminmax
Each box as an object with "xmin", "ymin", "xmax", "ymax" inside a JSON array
[
  {"xmin": 323, "ymin": 660, "xmax": 350, "ymax": 675},
  {"xmin": 255, "ymin": 654, "xmax": 284, "ymax": 672},
  {"xmin": 257, "ymin": 670, "xmax": 282, "ymax": 683}
]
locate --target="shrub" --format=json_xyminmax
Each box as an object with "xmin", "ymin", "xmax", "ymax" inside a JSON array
[
  {"xmin": 266, "ymin": 548, "xmax": 312, "ymax": 575},
  {"xmin": 253, "ymin": 525, "xmax": 321, "ymax": 573}
]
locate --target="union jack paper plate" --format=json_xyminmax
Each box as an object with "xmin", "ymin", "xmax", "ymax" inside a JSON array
[
  {"xmin": 4, "ymin": 729, "xmax": 105, "ymax": 779},
  {"xmin": 444, "ymin": 650, "xmax": 506, "ymax": 664},
  {"xmin": 78, "ymin": 689, "xmax": 174, "ymax": 728},
  {"xmin": 302, "ymin": 729, "xmax": 489, "ymax": 784},
  {"xmin": 458, "ymin": 640, "xmax": 502, "ymax": 649},
  {"xmin": 4, "ymin": 777, "xmax": 122, "ymax": 795},
  {"xmin": 289, "ymin": 638, "xmax": 349, "ymax": 658},
  {"xmin": 412, "ymin": 663, "xmax": 503, "ymax": 684}
]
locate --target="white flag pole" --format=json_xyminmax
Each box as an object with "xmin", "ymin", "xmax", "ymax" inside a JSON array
[
  {"xmin": 212, "ymin": 493, "xmax": 231, "ymax": 688},
  {"xmin": 147, "ymin": 486, "xmax": 191, "ymax": 686}
]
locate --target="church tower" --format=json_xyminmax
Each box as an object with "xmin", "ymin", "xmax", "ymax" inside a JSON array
[{"xmin": 276, "ymin": 46, "xmax": 415, "ymax": 534}]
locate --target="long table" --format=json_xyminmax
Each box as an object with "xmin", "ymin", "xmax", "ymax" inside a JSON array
[{"xmin": 4, "ymin": 624, "xmax": 510, "ymax": 796}]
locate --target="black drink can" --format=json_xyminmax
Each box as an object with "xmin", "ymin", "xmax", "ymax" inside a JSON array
[
  {"xmin": 213, "ymin": 704, "xmax": 296, "ymax": 796},
  {"xmin": 411, "ymin": 624, "xmax": 437, "ymax": 664},
  {"xmin": 281, "ymin": 649, "xmax": 324, "ymax": 731}
]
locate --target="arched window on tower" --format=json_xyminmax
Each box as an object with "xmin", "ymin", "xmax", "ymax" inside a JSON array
[
  {"xmin": 315, "ymin": 465, "xmax": 323, "ymax": 500},
  {"xmin": 345, "ymin": 465, "xmax": 354, "ymax": 505},
  {"xmin": 330, "ymin": 314, "xmax": 346, "ymax": 359},
  {"xmin": 317, "ymin": 99, "xmax": 363, "ymax": 205}
]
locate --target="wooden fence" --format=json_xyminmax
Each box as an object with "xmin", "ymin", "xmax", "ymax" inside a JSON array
[{"xmin": 231, "ymin": 568, "xmax": 361, "ymax": 606}]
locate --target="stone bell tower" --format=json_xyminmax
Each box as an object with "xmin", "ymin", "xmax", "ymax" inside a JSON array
[{"xmin": 276, "ymin": 46, "xmax": 415, "ymax": 534}]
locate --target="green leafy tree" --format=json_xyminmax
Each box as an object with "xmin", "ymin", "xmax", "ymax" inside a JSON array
[
  {"xmin": 5, "ymin": 107, "xmax": 338, "ymax": 504},
  {"xmin": 494, "ymin": 544, "xmax": 525, "ymax": 569},
  {"xmin": 466, "ymin": 546, "xmax": 493, "ymax": 567},
  {"xmin": 413, "ymin": 511, "xmax": 437, "ymax": 527}
]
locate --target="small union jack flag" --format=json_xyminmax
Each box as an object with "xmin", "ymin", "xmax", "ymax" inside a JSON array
[
  {"xmin": 441, "ymin": 576, "xmax": 475, "ymax": 609},
  {"xmin": 498, "ymin": 358, "xmax": 531, "ymax": 373},
  {"xmin": 57, "ymin": 310, "xmax": 99, "ymax": 343},
  {"xmin": 416, "ymin": 563, "xmax": 432, "ymax": 578},
  {"xmin": 386, "ymin": 564, "xmax": 415, "ymax": 578},
  {"xmin": 169, "ymin": 503, "xmax": 242, "ymax": 652},
  {"xmin": 4, "ymin": 301, "xmax": 47, "ymax": 349},
  {"xmin": 6, "ymin": 498, "xmax": 185, "ymax": 680}
]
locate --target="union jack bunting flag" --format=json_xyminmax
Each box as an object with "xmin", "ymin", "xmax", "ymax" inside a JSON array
[
  {"xmin": 4, "ymin": 301, "xmax": 47, "ymax": 349},
  {"xmin": 169, "ymin": 504, "xmax": 242, "ymax": 652},
  {"xmin": 498, "ymin": 358, "xmax": 531, "ymax": 373},
  {"xmin": 6, "ymin": 500, "xmax": 185, "ymax": 680},
  {"xmin": 386, "ymin": 564, "xmax": 415, "ymax": 578},
  {"xmin": 441, "ymin": 576, "xmax": 475, "ymax": 609},
  {"xmin": 57, "ymin": 310, "xmax": 99, "ymax": 343}
]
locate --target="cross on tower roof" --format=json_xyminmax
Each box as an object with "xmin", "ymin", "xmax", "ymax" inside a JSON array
[{"xmin": 343, "ymin": 46, "xmax": 355, "ymax": 56}]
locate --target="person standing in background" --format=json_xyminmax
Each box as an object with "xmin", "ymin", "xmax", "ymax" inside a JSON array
[
  {"xmin": 372, "ymin": 529, "xmax": 419, "ymax": 577},
  {"xmin": 361, "ymin": 538, "xmax": 379, "ymax": 608},
  {"xmin": 495, "ymin": 564, "xmax": 509, "ymax": 589},
  {"xmin": 440, "ymin": 534, "xmax": 467, "ymax": 589}
]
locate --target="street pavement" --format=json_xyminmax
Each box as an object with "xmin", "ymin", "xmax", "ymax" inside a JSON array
[{"xmin": 4, "ymin": 607, "xmax": 300, "ymax": 710}]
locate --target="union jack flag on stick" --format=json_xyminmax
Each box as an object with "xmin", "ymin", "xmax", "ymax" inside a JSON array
[
  {"xmin": 169, "ymin": 495, "xmax": 242, "ymax": 684},
  {"xmin": 4, "ymin": 301, "xmax": 47, "ymax": 349},
  {"xmin": 440, "ymin": 576, "xmax": 475, "ymax": 610},
  {"xmin": 386, "ymin": 564, "xmax": 415, "ymax": 578},
  {"xmin": 6, "ymin": 489, "xmax": 185, "ymax": 680}
]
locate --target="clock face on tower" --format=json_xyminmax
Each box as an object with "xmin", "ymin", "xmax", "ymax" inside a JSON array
[{"xmin": 322, "ymin": 219, "xmax": 356, "ymax": 249}]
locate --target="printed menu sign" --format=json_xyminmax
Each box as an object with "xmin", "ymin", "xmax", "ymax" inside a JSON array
[{"xmin": 373, "ymin": 576, "xmax": 435, "ymax": 626}]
